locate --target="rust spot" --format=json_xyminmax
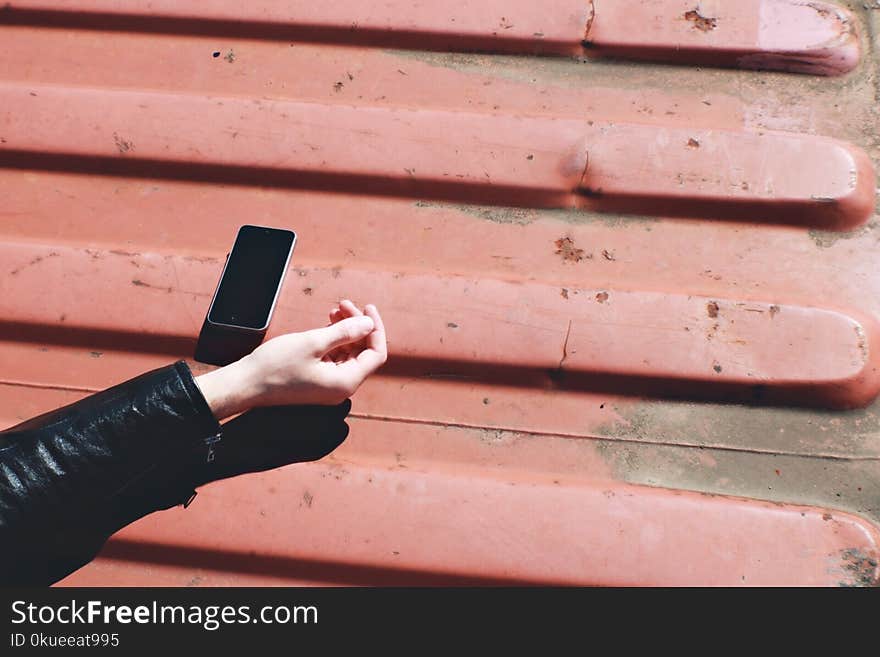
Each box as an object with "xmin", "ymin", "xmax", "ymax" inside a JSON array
[
  {"xmin": 687, "ymin": 138, "xmax": 700, "ymax": 148},
  {"xmin": 706, "ymin": 322, "xmax": 720, "ymax": 340},
  {"xmin": 684, "ymin": 9, "xmax": 718, "ymax": 32},
  {"xmin": 561, "ymin": 288, "xmax": 569, "ymax": 299},
  {"xmin": 707, "ymin": 301, "xmax": 719, "ymax": 318},
  {"xmin": 596, "ymin": 291, "xmax": 609, "ymax": 303},
  {"xmin": 822, "ymin": 513, "xmax": 833, "ymax": 521},
  {"xmin": 113, "ymin": 132, "xmax": 134, "ymax": 154},
  {"xmin": 554, "ymin": 237, "xmax": 586, "ymax": 263},
  {"xmin": 302, "ymin": 491, "xmax": 313, "ymax": 508},
  {"xmin": 302, "ymin": 287, "xmax": 313, "ymax": 296}
]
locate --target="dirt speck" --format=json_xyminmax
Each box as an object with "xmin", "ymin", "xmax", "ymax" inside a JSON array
[
  {"xmin": 333, "ymin": 81, "xmax": 344, "ymax": 92},
  {"xmin": 447, "ymin": 322, "xmax": 459, "ymax": 329},
  {"xmin": 113, "ymin": 132, "xmax": 134, "ymax": 154},
  {"xmin": 224, "ymin": 49, "xmax": 235, "ymax": 63},
  {"xmin": 684, "ymin": 9, "xmax": 717, "ymax": 31},
  {"xmin": 713, "ymin": 363, "xmax": 723, "ymax": 373},
  {"xmin": 90, "ymin": 351, "xmax": 102, "ymax": 358},
  {"xmin": 602, "ymin": 249, "xmax": 616, "ymax": 261},
  {"xmin": 707, "ymin": 301, "xmax": 720, "ymax": 318},
  {"xmin": 555, "ymin": 237, "xmax": 586, "ymax": 263},
  {"xmin": 561, "ymin": 288, "xmax": 569, "ymax": 299},
  {"xmin": 596, "ymin": 291, "xmax": 609, "ymax": 303},
  {"xmin": 823, "ymin": 513, "xmax": 833, "ymax": 521},
  {"xmin": 302, "ymin": 491, "xmax": 313, "ymax": 508},
  {"xmin": 302, "ymin": 287, "xmax": 313, "ymax": 296},
  {"xmin": 483, "ymin": 397, "xmax": 490, "ymax": 405},
  {"xmin": 10, "ymin": 253, "xmax": 55, "ymax": 275},
  {"xmin": 212, "ymin": 51, "xmax": 221, "ymax": 58},
  {"xmin": 687, "ymin": 138, "xmax": 701, "ymax": 148},
  {"xmin": 769, "ymin": 305, "xmax": 780, "ymax": 318}
]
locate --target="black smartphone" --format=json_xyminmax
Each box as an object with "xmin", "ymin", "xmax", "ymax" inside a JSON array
[{"xmin": 194, "ymin": 225, "xmax": 297, "ymax": 366}]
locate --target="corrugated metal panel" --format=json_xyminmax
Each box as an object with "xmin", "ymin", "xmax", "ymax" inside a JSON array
[{"xmin": 1, "ymin": 1, "xmax": 879, "ymax": 586}]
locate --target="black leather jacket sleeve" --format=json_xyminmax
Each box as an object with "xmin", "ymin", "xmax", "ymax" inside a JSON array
[{"xmin": 0, "ymin": 361, "xmax": 222, "ymax": 586}]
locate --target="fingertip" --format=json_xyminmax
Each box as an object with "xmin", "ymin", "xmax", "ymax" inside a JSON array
[
  {"xmin": 341, "ymin": 299, "xmax": 364, "ymax": 316},
  {"xmin": 345, "ymin": 314, "xmax": 375, "ymax": 336}
]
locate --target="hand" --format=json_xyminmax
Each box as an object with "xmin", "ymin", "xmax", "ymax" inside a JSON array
[{"xmin": 195, "ymin": 301, "xmax": 387, "ymax": 419}]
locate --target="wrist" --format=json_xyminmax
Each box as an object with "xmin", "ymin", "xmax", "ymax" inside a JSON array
[{"xmin": 194, "ymin": 356, "xmax": 263, "ymax": 420}]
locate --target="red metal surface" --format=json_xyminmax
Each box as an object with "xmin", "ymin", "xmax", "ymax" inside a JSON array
[
  {"xmin": 2, "ymin": 0, "xmax": 862, "ymax": 74},
  {"xmin": 1, "ymin": 83, "xmax": 874, "ymax": 227},
  {"xmin": 1, "ymin": 1, "xmax": 880, "ymax": 586}
]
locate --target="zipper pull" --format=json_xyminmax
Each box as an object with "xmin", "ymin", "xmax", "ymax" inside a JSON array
[{"xmin": 204, "ymin": 431, "xmax": 222, "ymax": 463}]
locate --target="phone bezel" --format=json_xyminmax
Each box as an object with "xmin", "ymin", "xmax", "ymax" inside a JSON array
[{"xmin": 204, "ymin": 225, "xmax": 297, "ymax": 333}]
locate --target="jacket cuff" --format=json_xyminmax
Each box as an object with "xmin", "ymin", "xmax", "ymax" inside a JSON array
[
  {"xmin": 171, "ymin": 360, "xmax": 224, "ymax": 453},
  {"xmin": 86, "ymin": 360, "xmax": 223, "ymax": 462}
]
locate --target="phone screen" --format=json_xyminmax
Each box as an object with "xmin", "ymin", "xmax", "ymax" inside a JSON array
[{"xmin": 208, "ymin": 226, "xmax": 296, "ymax": 330}]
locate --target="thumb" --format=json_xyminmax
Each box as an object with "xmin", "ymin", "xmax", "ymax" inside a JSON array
[{"xmin": 309, "ymin": 315, "xmax": 375, "ymax": 355}]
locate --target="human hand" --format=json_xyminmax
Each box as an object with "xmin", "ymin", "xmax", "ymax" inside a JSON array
[{"xmin": 195, "ymin": 301, "xmax": 387, "ymax": 419}]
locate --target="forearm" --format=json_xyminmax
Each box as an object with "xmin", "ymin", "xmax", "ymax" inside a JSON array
[{"xmin": 0, "ymin": 361, "xmax": 222, "ymax": 585}]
